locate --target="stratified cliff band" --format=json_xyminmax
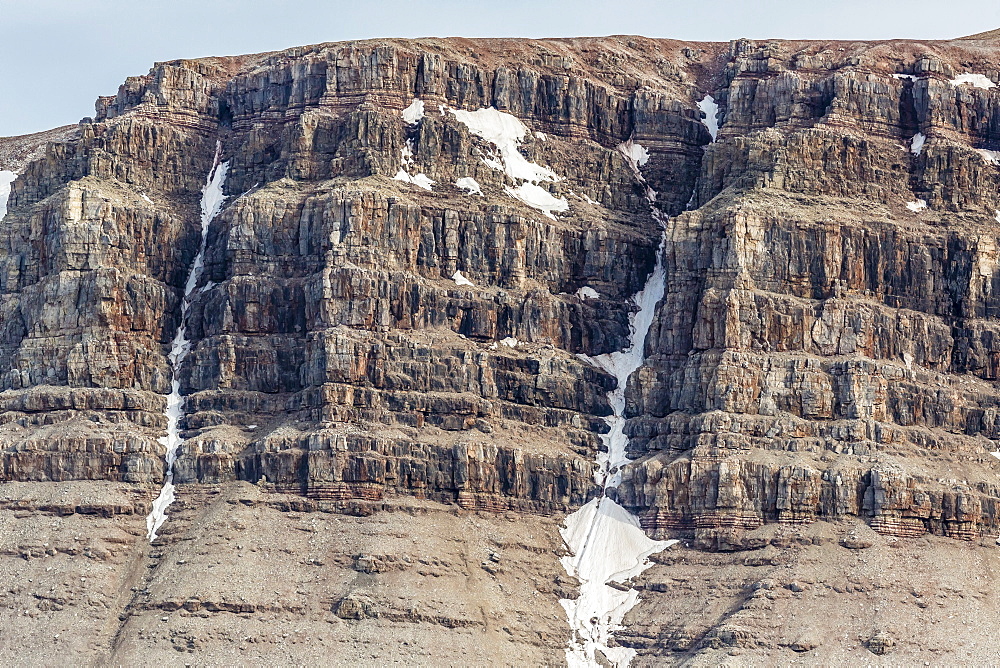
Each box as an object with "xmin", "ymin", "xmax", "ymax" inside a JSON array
[{"xmin": 5, "ymin": 33, "xmax": 1000, "ymax": 664}]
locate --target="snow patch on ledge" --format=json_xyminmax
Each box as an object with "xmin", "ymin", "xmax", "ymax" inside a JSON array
[
  {"xmin": 393, "ymin": 170, "xmax": 435, "ymax": 191},
  {"xmin": 950, "ymin": 73, "xmax": 997, "ymax": 89},
  {"xmin": 0, "ymin": 171, "xmax": 16, "ymax": 221},
  {"xmin": 449, "ymin": 106, "xmax": 558, "ymax": 182},
  {"xmin": 456, "ymin": 176, "xmax": 482, "ymax": 195},
  {"xmin": 500, "ymin": 337, "xmax": 519, "ymax": 348},
  {"xmin": 402, "ymin": 98, "xmax": 425, "ymax": 124},
  {"xmin": 977, "ymin": 149, "xmax": 1000, "ymax": 164},
  {"xmin": 906, "ymin": 199, "xmax": 928, "ymax": 212},
  {"xmin": 394, "ymin": 117, "xmax": 434, "ymax": 190},
  {"xmin": 892, "ymin": 73, "xmax": 917, "ymax": 81},
  {"xmin": 910, "ymin": 133, "xmax": 926, "ymax": 156},
  {"xmin": 452, "ymin": 271, "xmax": 474, "ymax": 286},
  {"xmin": 576, "ymin": 286, "xmax": 600, "ymax": 300},
  {"xmin": 505, "ymin": 182, "xmax": 568, "ymax": 219},
  {"xmin": 697, "ymin": 95, "xmax": 719, "ymax": 141}
]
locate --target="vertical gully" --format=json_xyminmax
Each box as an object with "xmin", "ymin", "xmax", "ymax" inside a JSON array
[
  {"xmin": 146, "ymin": 143, "xmax": 228, "ymax": 541},
  {"xmin": 560, "ymin": 109, "xmax": 717, "ymax": 665}
]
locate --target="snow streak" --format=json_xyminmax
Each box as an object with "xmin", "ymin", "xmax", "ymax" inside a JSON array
[
  {"xmin": 146, "ymin": 146, "xmax": 228, "ymax": 542},
  {"xmin": 697, "ymin": 95, "xmax": 720, "ymax": 141},
  {"xmin": 394, "ymin": 99, "xmax": 435, "ymax": 191},
  {"xmin": 455, "ymin": 176, "xmax": 482, "ymax": 195},
  {"xmin": 0, "ymin": 171, "xmax": 17, "ymax": 221},
  {"xmin": 560, "ymin": 139, "xmax": 678, "ymax": 667}
]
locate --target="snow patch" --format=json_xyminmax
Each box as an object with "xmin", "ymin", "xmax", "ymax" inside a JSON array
[
  {"xmin": 996, "ymin": 210, "xmax": 1000, "ymax": 224},
  {"xmin": 500, "ymin": 337, "xmax": 519, "ymax": 348},
  {"xmin": 456, "ymin": 176, "xmax": 482, "ymax": 195},
  {"xmin": 977, "ymin": 149, "xmax": 1000, "ymax": 164},
  {"xmin": 992, "ymin": 449, "xmax": 1000, "ymax": 461},
  {"xmin": 401, "ymin": 98, "xmax": 425, "ymax": 125},
  {"xmin": 394, "ymin": 134, "xmax": 434, "ymax": 191},
  {"xmin": 576, "ymin": 286, "xmax": 600, "ymax": 300},
  {"xmin": 535, "ymin": 131, "xmax": 547, "ymax": 141},
  {"xmin": 449, "ymin": 107, "xmax": 559, "ymax": 183},
  {"xmin": 141, "ymin": 193, "xmax": 153, "ymax": 204},
  {"xmin": 561, "ymin": 499, "xmax": 678, "ymax": 667},
  {"xmin": 147, "ymin": 146, "xmax": 228, "ymax": 542},
  {"xmin": 619, "ymin": 140, "xmax": 649, "ymax": 167},
  {"xmin": 393, "ymin": 170, "xmax": 435, "ymax": 191},
  {"xmin": 0, "ymin": 170, "xmax": 16, "ymax": 221},
  {"xmin": 910, "ymin": 133, "xmax": 926, "ymax": 156},
  {"xmin": 447, "ymin": 106, "xmax": 568, "ymax": 217},
  {"xmin": 950, "ymin": 73, "xmax": 997, "ymax": 89},
  {"xmin": 892, "ymin": 73, "xmax": 917, "ymax": 81},
  {"xmin": 452, "ymin": 271, "xmax": 474, "ymax": 286},
  {"xmin": 697, "ymin": 95, "xmax": 720, "ymax": 141},
  {"xmin": 906, "ymin": 199, "xmax": 928, "ymax": 212},
  {"xmin": 401, "ymin": 142, "xmax": 415, "ymax": 165},
  {"xmin": 616, "ymin": 140, "xmax": 657, "ymax": 203},
  {"xmin": 505, "ymin": 182, "xmax": 568, "ymax": 219}
]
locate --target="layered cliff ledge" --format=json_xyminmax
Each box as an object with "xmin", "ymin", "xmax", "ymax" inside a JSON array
[{"xmin": 6, "ymin": 32, "xmax": 1000, "ymax": 663}]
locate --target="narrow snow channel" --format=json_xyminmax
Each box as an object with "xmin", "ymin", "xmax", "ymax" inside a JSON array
[
  {"xmin": 146, "ymin": 147, "xmax": 229, "ymax": 542},
  {"xmin": 560, "ymin": 142, "xmax": 677, "ymax": 667}
]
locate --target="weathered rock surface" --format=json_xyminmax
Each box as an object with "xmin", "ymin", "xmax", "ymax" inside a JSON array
[
  {"xmin": 622, "ymin": 520, "xmax": 1000, "ymax": 664},
  {"xmin": 610, "ymin": 37, "xmax": 1000, "ymax": 551},
  {"xmin": 0, "ymin": 482, "xmax": 573, "ymax": 665}
]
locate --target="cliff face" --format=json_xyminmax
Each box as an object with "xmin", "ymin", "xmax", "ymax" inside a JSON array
[
  {"xmin": 619, "ymin": 39, "xmax": 1000, "ymax": 550},
  {"xmin": 6, "ymin": 33, "xmax": 1000, "ymax": 664},
  {"xmin": 3, "ymin": 37, "xmax": 715, "ymax": 514}
]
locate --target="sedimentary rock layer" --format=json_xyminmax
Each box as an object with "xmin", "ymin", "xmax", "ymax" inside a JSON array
[{"xmin": 6, "ymin": 34, "xmax": 1000, "ymax": 562}]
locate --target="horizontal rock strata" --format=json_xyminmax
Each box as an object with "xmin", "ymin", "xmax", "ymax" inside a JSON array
[{"xmin": 6, "ymin": 35, "xmax": 1000, "ymax": 544}]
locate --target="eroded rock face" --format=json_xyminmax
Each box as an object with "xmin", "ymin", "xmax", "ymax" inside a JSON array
[
  {"xmin": 618, "ymin": 38, "xmax": 1000, "ymax": 547},
  {"xmin": 1, "ymin": 37, "xmax": 711, "ymax": 513},
  {"xmin": 6, "ymin": 35, "xmax": 1000, "ymax": 547}
]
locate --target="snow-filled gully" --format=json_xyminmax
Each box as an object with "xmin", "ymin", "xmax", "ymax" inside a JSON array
[
  {"xmin": 146, "ymin": 145, "xmax": 229, "ymax": 542},
  {"xmin": 559, "ymin": 238, "xmax": 674, "ymax": 667},
  {"xmin": 560, "ymin": 108, "xmax": 719, "ymax": 666}
]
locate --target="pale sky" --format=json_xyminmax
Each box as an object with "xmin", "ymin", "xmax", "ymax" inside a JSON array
[{"xmin": 2, "ymin": 0, "xmax": 999, "ymax": 136}]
